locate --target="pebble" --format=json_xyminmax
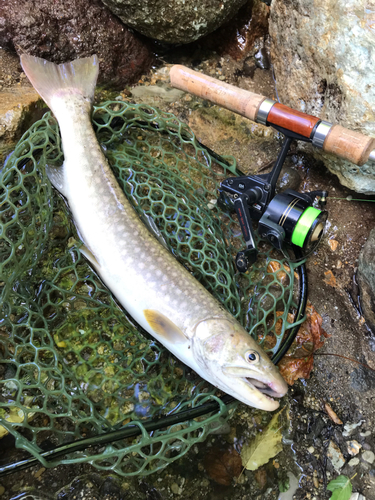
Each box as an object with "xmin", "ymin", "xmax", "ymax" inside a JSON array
[
  {"xmin": 327, "ymin": 441, "xmax": 345, "ymax": 471},
  {"xmin": 347, "ymin": 440, "xmax": 362, "ymax": 456},
  {"xmin": 0, "ymin": 485, "xmax": 4, "ymax": 496},
  {"xmin": 360, "ymin": 431, "xmax": 371, "ymax": 437},
  {"xmin": 308, "ymin": 446, "xmax": 315, "ymax": 454},
  {"xmin": 348, "ymin": 457, "xmax": 360, "ymax": 467},
  {"xmin": 362, "ymin": 451, "xmax": 375, "ymax": 464},
  {"xmin": 349, "ymin": 494, "xmax": 366, "ymax": 500},
  {"xmin": 171, "ymin": 483, "xmax": 180, "ymax": 494}
]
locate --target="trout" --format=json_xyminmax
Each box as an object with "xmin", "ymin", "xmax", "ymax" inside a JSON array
[{"xmin": 21, "ymin": 54, "xmax": 288, "ymax": 410}]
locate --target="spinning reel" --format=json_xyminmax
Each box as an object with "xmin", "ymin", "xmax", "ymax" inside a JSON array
[{"xmin": 218, "ymin": 131, "xmax": 328, "ymax": 273}]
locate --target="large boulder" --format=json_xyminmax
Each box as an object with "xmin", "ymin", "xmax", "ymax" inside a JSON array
[
  {"xmin": 100, "ymin": 0, "xmax": 248, "ymax": 44},
  {"xmin": 0, "ymin": 0, "xmax": 154, "ymax": 88},
  {"xmin": 269, "ymin": 0, "xmax": 375, "ymax": 194}
]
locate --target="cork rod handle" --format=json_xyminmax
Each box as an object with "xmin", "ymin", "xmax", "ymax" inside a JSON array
[
  {"xmin": 170, "ymin": 64, "xmax": 265, "ymax": 122},
  {"xmin": 170, "ymin": 65, "xmax": 375, "ymax": 166}
]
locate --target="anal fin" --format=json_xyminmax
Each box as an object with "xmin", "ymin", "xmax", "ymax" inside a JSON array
[
  {"xmin": 80, "ymin": 244, "xmax": 101, "ymax": 271},
  {"xmin": 46, "ymin": 162, "xmax": 68, "ymax": 197}
]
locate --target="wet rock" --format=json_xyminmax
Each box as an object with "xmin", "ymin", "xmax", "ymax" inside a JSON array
[
  {"xmin": 101, "ymin": 0, "xmax": 248, "ymax": 44},
  {"xmin": 0, "ymin": 49, "xmax": 22, "ymax": 88},
  {"xmin": 269, "ymin": 0, "xmax": 375, "ymax": 194},
  {"xmin": 357, "ymin": 229, "xmax": 375, "ymax": 331},
  {"xmin": 199, "ymin": 0, "xmax": 270, "ymax": 60},
  {"xmin": 0, "ymin": 0, "xmax": 154, "ymax": 88},
  {"xmin": 276, "ymin": 165, "xmax": 301, "ymax": 192},
  {"xmin": 0, "ymin": 86, "xmax": 44, "ymax": 164},
  {"xmin": 350, "ymin": 366, "xmax": 375, "ymax": 392}
]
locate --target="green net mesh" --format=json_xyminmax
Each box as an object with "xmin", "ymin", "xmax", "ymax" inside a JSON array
[{"xmin": 0, "ymin": 101, "xmax": 302, "ymax": 476}]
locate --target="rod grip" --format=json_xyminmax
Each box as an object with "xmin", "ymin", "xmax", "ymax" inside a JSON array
[
  {"xmin": 323, "ymin": 125, "xmax": 375, "ymax": 166},
  {"xmin": 170, "ymin": 65, "xmax": 375, "ymax": 166},
  {"xmin": 267, "ymin": 103, "xmax": 320, "ymax": 139},
  {"xmin": 170, "ymin": 65, "xmax": 265, "ymax": 121}
]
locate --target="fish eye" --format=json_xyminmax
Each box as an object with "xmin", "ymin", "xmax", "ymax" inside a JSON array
[{"xmin": 245, "ymin": 350, "xmax": 259, "ymax": 363}]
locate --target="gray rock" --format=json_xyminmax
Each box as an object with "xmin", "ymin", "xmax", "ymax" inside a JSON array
[
  {"xmin": 269, "ymin": 0, "xmax": 375, "ymax": 194},
  {"xmin": 100, "ymin": 0, "xmax": 248, "ymax": 44},
  {"xmin": 0, "ymin": 0, "xmax": 154, "ymax": 88},
  {"xmin": 350, "ymin": 366, "xmax": 375, "ymax": 392},
  {"xmin": 358, "ymin": 229, "xmax": 375, "ymax": 331}
]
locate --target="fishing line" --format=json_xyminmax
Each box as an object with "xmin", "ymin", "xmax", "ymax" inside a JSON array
[{"xmin": 328, "ymin": 197, "xmax": 375, "ymax": 202}]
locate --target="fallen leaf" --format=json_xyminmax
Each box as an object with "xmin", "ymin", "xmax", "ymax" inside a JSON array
[
  {"xmin": 327, "ymin": 475, "xmax": 352, "ymax": 500},
  {"xmin": 324, "ymin": 403, "xmax": 343, "ymax": 425},
  {"xmin": 278, "ymin": 302, "xmax": 330, "ymax": 385},
  {"xmin": 241, "ymin": 408, "xmax": 284, "ymax": 471},
  {"xmin": 324, "ymin": 270, "xmax": 337, "ymax": 287},
  {"xmin": 204, "ymin": 445, "xmax": 242, "ymax": 486},
  {"xmin": 279, "ymin": 356, "xmax": 314, "ymax": 386},
  {"xmin": 254, "ymin": 468, "xmax": 267, "ymax": 489}
]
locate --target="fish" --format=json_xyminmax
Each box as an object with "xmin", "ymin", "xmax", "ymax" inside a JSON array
[{"xmin": 20, "ymin": 54, "xmax": 288, "ymax": 411}]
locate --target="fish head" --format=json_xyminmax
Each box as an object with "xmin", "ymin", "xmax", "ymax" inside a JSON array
[{"xmin": 192, "ymin": 317, "xmax": 288, "ymax": 411}]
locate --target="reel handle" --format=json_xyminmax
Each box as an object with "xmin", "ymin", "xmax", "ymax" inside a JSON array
[{"xmin": 170, "ymin": 65, "xmax": 375, "ymax": 166}]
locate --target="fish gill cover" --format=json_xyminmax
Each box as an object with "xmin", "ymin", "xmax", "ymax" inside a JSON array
[{"xmin": 0, "ymin": 101, "xmax": 301, "ymax": 475}]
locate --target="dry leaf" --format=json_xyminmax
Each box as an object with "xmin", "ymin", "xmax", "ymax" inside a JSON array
[
  {"xmin": 278, "ymin": 302, "xmax": 330, "ymax": 385},
  {"xmin": 204, "ymin": 445, "xmax": 242, "ymax": 485},
  {"xmin": 324, "ymin": 403, "xmax": 343, "ymax": 425},
  {"xmin": 254, "ymin": 468, "xmax": 267, "ymax": 489},
  {"xmin": 241, "ymin": 409, "xmax": 284, "ymax": 471}
]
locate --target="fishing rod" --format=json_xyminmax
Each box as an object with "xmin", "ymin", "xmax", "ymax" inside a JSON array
[{"xmin": 170, "ymin": 65, "xmax": 375, "ymax": 273}]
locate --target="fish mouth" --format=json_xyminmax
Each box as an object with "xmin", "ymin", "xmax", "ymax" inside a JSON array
[
  {"xmin": 243, "ymin": 377, "xmax": 286, "ymax": 400},
  {"xmin": 221, "ymin": 365, "xmax": 288, "ymax": 410}
]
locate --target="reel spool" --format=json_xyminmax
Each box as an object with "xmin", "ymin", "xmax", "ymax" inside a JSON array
[
  {"xmin": 218, "ymin": 134, "xmax": 328, "ymax": 273},
  {"xmin": 258, "ymin": 189, "xmax": 328, "ymax": 258}
]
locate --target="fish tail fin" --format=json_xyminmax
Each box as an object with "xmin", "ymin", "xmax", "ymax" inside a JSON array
[{"xmin": 20, "ymin": 54, "xmax": 99, "ymax": 112}]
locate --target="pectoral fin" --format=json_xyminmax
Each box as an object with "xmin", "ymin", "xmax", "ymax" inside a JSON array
[{"xmin": 144, "ymin": 310, "xmax": 188, "ymax": 344}]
